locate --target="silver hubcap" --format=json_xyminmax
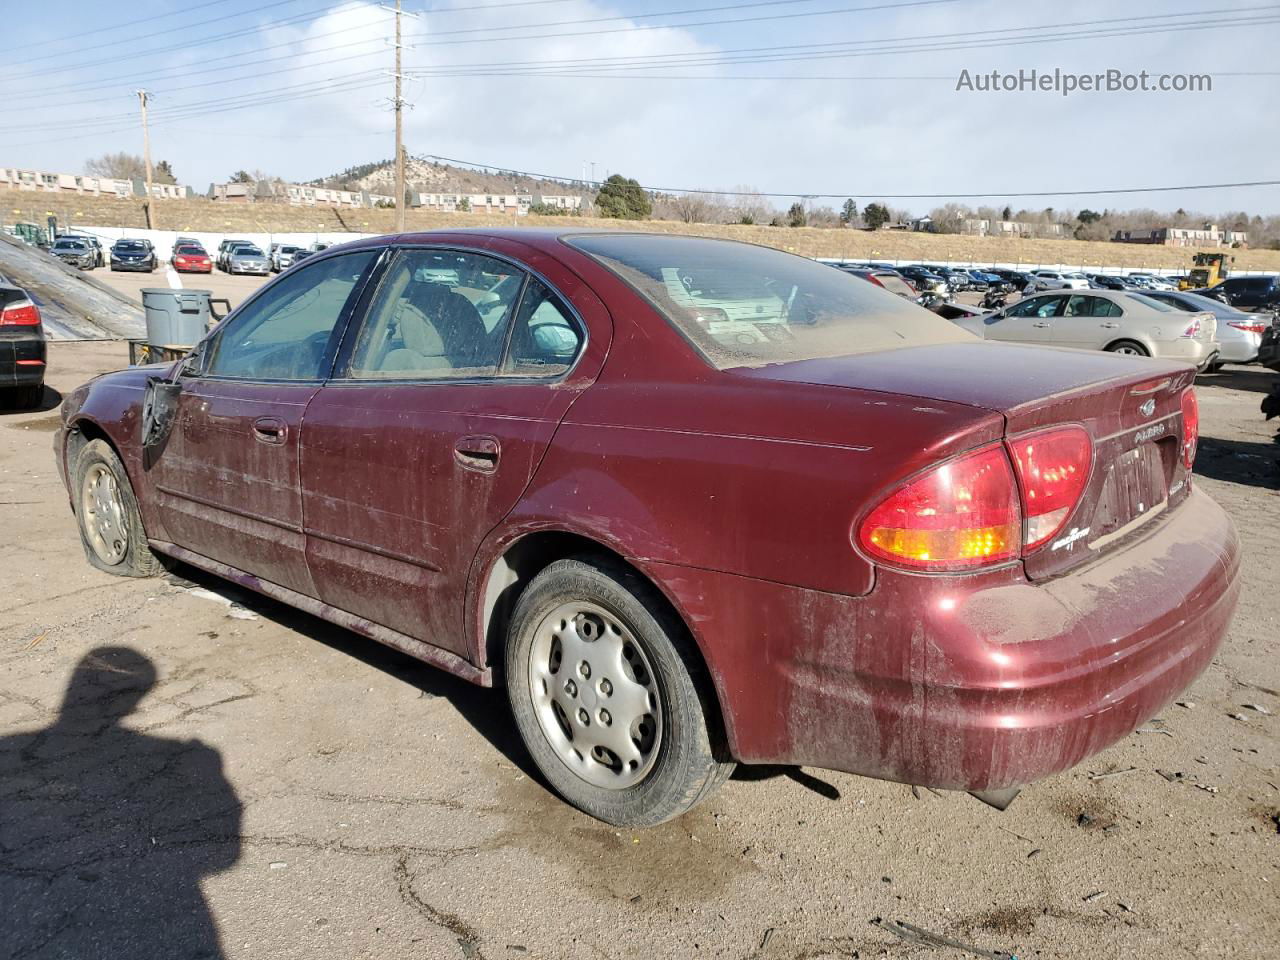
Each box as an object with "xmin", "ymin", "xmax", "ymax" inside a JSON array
[
  {"xmin": 528, "ymin": 601, "xmax": 662, "ymax": 789},
  {"xmin": 1113, "ymin": 345, "xmax": 1141, "ymax": 355},
  {"xmin": 81, "ymin": 463, "xmax": 128, "ymax": 565}
]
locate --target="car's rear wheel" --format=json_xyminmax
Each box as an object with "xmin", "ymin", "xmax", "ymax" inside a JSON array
[
  {"xmin": 506, "ymin": 556, "xmax": 734, "ymax": 826},
  {"xmin": 1106, "ymin": 339, "xmax": 1149, "ymax": 357},
  {"xmin": 73, "ymin": 439, "xmax": 162, "ymax": 578}
]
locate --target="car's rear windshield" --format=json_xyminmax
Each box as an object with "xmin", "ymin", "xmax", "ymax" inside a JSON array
[
  {"xmin": 566, "ymin": 234, "xmax": 972, "ymax": 369},
  {"xmin": 1126, "ymin": 293, "xmax": 1174, "ymax": 312}
]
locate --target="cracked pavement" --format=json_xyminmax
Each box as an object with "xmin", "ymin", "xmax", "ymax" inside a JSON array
[{"xmin": 1, "ymin": 342, "xmax": 1277, "ymax": 960}]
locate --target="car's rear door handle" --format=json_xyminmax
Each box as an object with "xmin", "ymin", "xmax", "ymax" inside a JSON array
[
  {"xmin": 1032, "ymin": 321, "xmax": 1051, "ymax": 328},
  {"xmin": 1100, "ymin": 322, "xmax": 1119, "ymax": 329},
  {"xmin": 454, "ymin": 436, "xmax": 500, "ymax": 473},
  {"xmin": 252, "ymin": 417, "xmax": 287, "ymax": 444}
]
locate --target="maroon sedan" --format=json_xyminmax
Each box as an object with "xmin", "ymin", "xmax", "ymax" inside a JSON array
[{"xmin": 56, "ymin": 230, "xmax": 1240, "ymax": 825}]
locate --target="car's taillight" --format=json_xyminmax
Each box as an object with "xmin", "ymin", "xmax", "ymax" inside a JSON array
[
  {"xmin": 857, "ymin": 444, "xmax": 1021, "ymax": 571},
  {"xmin": 1227, "ymin": 320, "xmax": 1268, "ymax": 334},
  {"xmin": 1007, "ymin": 427, "xmax": 1092, "ymax": 551},
  {"xmin": 1180, "ymin": 318, "xmax": 1201, "ymax": 338},
  {"xmin": 0, "ymin": 303, "xmax": 41, "ymax": 326},
  {"xmin": 1181, "ymin": 387, "xmax": 1199, "ymax": 469}
]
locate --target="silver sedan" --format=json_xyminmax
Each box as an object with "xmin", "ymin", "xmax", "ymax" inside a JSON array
[
  {"xmin": 955, "ymin": 289, "xmax": 1220, "ymax": 369},
  {"xmin": 1139, "ymin": 290, "xmax": 1267, "ymax": 365},
  {"xmin": 227, "ymin": 245, "xmax": 270, "ymax": 276}
]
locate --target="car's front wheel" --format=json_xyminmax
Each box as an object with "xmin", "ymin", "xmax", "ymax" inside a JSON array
[
  {"xmin": 73, "ymin": 439, "xmax": 163, "ymax": 578},
  {"xmin": 506, "ymin": 556, "xmax": 734, "ymax": 826}
]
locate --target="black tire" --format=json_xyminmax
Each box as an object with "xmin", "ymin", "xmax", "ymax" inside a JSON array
[
  {"xmin": 14, "ymin": 385, "xmax": 43, "ymax": 409},
  {"xmin": 1106, "ymin": 339, "xmax": 1150, "ymax": 357},
  {"xmin": 506, "ymin": 556, "xmax": 734, "ymax": 826},
  {"xmin": 72, "ymin": 439, "xmax": 163, "ymax": 578}
]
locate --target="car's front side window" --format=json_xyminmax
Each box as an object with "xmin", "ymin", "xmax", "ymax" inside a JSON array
[
  {"xmin": 202, "ymin": 251, "xmax": 377, "ymax": 381},
  {"xmin": 345, "ymin": 249, "xmax": 524, "ymax": 380}
]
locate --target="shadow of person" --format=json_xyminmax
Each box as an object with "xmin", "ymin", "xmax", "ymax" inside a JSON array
[{"xmin": 0, "ymin": 647, "xmax": 242, "ymax": 959}]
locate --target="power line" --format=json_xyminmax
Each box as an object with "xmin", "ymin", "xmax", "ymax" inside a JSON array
[
  {"xmin": 14, "ymin": 0, "xmax": 250, "ymax": 51},
  {"xmin": 416, "ymin": 152, "xmax": 1280, "ymax": 200},
  {"xmin": 406, "ymin": 0, "xmax": 963, "ymax": 45},
  {"xmin": 8, "ymin": 0, "xmax": 310, "ymax": 68},
  {"xmin": 400, "ymin": 4, "xmax": 1280, "ymax": 75}
]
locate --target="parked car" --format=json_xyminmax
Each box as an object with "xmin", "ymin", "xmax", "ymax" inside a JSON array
[
  {"xmin": 225, "ymin": 244, "xmax": 270, "ymax": 276},
  {"xmin": 58, "ymin": 234, "xmax": 105, "ymax": 267},
  {"xmin": 0, "ymin": 275, "xmax": 46, "ymax": 409},
  {"xmin": 171, "ymin": 237, "xmax": 206, "ymax": 259},
  {"xmin": 1195, "ymin": 275, "xmax": 1280, "ymax": 312},
  {"xmin": 216, "ymin": 239, "xmax": 249, "ymax": 272},
  {"xmin": 1126, "ymin": 273, "xmax": 1176, "ymax": 291},
  {"xmin": 988, "ymin": 269, "xmax": 1031, "ymax": 290},
  {"xmin": 171, "ymin": 244, "xmax": 213, "ymax": 274},
  {"xmin": 109, "ymin": 239, "xmax": 156, "ymax": 273},
  {"xmin": 926, "ymin": 264, "xmax": 962, "ymax": 291},
  {"xmin": 895, "ymin": 266, "xmax": 946, "ymax": 296},
  {"xmin": 56, "ymin": 230, "xmax": 1240, "ymax": 826},
  {"xmin": 49, "ymin": 236, "xmax": 97, "ymax": 270},
  {"xmin": 1141, "ymin": 290, "xmax": 1268, "ymax": 366},
  {"xmin": 270, "ymin": 244, "xmax": 304, "ymax": 273},
  {"xmin": 960, "ymin": 289, "xmax": 1219, "ymax": 369},
  {"xmin": 309, "ymin": 241, "xmax": 332, "ymax": 256},
  {"xmin": 838, "ymin": 267, "xmax": 919, "ymax": 299},
  {"xmin": 1029, "ymin": 270, "xmax": 1089, "ymax": 290},
  {"xmin": 1084, "ymin": 273, "xmax": 1128, "ymax": 291},
  {"xmin": 291, "ymin": 248, "xmax": 313, "ymax": 265}
]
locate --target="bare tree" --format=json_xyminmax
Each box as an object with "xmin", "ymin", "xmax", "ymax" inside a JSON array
[
  {"xmin": 667, "ymin": 191, "xmax": 723, "ymax": 224},
  {"xmin": 85, "ymin": 152, "xmax": 146, "ymax": 180}
]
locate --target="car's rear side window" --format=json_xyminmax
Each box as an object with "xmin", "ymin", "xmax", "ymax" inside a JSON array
[{"xmin": 567, "ymin": 234, "xmax": 971, "ymax": 369}]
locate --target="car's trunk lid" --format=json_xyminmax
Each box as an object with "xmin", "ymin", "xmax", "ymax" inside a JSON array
[{"xmin": 734, "ymin": 340, "xmax": 1198, "ymax": 579}]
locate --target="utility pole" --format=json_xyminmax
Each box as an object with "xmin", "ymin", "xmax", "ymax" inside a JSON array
[
  {"xmin": 136, "ymin": 89, "xmax": 156, "ymax": 229},
  {"xmin": 393, "ymin": 0, "xmax": 405, "ymax": 233}
]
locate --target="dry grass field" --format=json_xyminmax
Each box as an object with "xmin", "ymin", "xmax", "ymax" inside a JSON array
[{"xmin": 6, "ymin": 186, "xmax": 1279, "ymax": 270}]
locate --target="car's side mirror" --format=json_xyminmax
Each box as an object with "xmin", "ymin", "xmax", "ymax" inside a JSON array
[{"xmin": 141, "ymin": 377, "xmax": 183, "ymax": 451}]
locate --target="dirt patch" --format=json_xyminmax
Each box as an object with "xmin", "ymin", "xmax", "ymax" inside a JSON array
[
  {"xmin": 1051, "ymin": 791, "xmax": 1126, "ymax": 831},
  {"xmin": 1248, "ymin": 805, "xmax": 1280, "ymax": 835},
  {"xmin": 7, "ymin": 414, "xmax": 63, "ymax": 432},
  {"xmin": 489, "ymin": 774, "xmax": 753, "ymax": 906},
  {"xmin": 962, "ymin": 904, "xmax": 1043, "ymax": 937}
]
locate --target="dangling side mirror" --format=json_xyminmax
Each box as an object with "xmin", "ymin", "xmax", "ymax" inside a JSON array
[{"xmin": 141, "ymin": 377, "xmax": 183, "ymax": 450}]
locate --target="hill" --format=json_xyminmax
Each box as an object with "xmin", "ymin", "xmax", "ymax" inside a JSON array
[{"xmin": 308, "ymin": 156, "xmax": 596, "ymax": 202}]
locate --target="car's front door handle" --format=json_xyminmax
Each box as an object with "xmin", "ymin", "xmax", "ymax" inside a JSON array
[
  {"xmin": 454, "ymin": 436, "xmax": 500, "ymax": 473},
  {"xmin": 1100, "ymin": 322, "xmax": 1119, "ymax": 329},
  {"xmin": 1032, "ymin": 321, "xmax": 1051, "ymax": 328},
  {"xmin": 252, "ymin": 417, "xmax": 287, "ymax": 445}
]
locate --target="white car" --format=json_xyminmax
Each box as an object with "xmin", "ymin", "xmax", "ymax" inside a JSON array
[
  {"xmin": 1029, "ymin": 270, "xmax": 1089, "ymax": 291},
  {"xmin": 1126, "ymin": 273, "xmax": 1176, "ymax": 291}
]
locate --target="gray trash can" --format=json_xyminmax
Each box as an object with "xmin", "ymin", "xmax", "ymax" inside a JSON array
[{"xmin": 141, "ymin": 288, "xmax": 214, "ymax": 348}]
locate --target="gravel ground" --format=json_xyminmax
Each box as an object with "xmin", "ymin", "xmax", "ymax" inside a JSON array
[{"xmin": 1, "ymin": 343, "xmax": 1277, "ymax": 960}]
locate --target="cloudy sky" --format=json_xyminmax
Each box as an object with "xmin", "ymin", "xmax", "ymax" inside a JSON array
[{"xmin": 5, "ymin": 0, "xmax": 1279, "ymax": 216}]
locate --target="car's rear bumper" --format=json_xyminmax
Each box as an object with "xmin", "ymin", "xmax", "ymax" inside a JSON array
[
  {"xmin": 0, "ymin": 337, "xmax": 47, "ymax": 387},
  {"xmin": 648, "ymin": 488, "xmax": 1239, "ymax": 792}
]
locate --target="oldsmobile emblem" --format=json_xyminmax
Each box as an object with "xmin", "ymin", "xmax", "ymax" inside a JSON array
[{"xmin": 1139, "ymin": 398, "xmax": 1156, "ymax": 418}]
